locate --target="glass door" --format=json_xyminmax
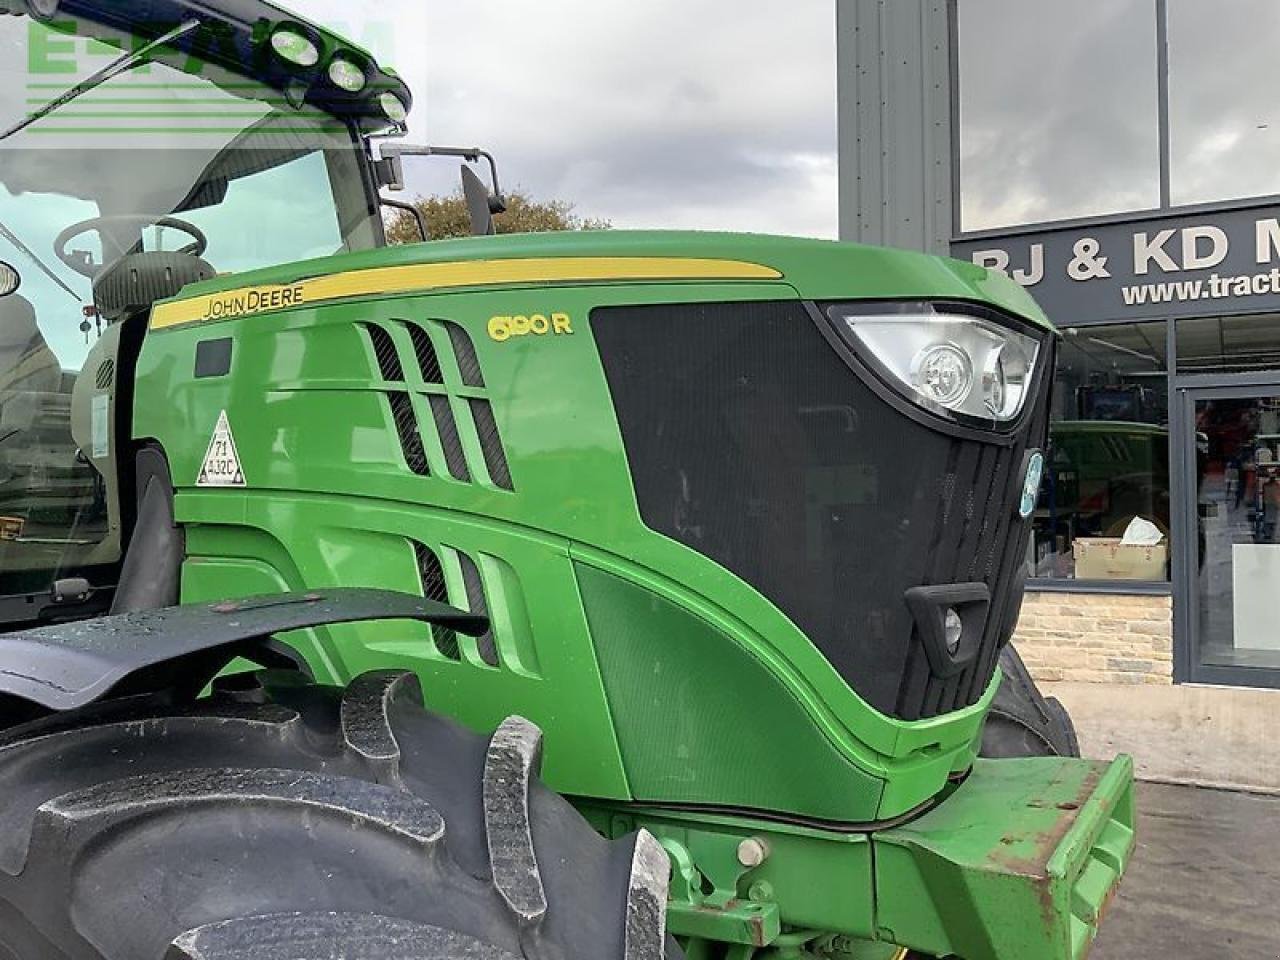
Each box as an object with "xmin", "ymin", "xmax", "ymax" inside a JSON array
[{"xmin": 1180, "ymin": 382, "xmax": 1280, "ymax": 685}]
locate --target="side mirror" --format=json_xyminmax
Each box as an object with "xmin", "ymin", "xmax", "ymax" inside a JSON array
[
  {"xmin": 461, "ymin": 166, "xmax": 496, "ymax": 236},
  {"xmin": 0, "ymin": 261, "xmax": 20, "ymax": 298},
  {"xmin": 375, "ymin": 153, "xmax": 406, "ymax": 192}
]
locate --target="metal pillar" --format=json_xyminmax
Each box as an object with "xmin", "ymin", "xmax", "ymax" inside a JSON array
[{"xmin": 836, "ymin": 0, "xmax": 954, "ymax": 254}]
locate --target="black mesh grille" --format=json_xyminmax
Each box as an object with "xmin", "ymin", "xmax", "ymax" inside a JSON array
[
  {"xmin": 413, "ymin": 541, "xmax": 459, "ymax": 660},
  {"xmin": 430, "ymin": 396, "xmax": 471, "ymax": 482},
  {"xmin": 888, "ymin": 426, "xmax": 1047, "ymax": 719},
  {"xmin": 458, "ymin": 552, "xmax": 498, "ymax": 666},
  {"xmin": 405, "ymin": 323, "xmax": 443, "ymax": 383},
  {"xmin": 363, "ymin": 323, "xmax": 404, "ymax": 381},
  {"xmin": 592, "ymin": 300, "xmax": 1051, "ymax": 719},
  {"xmin": 445, "ymin": 321, "xmax": 486, "ymax": 387},
  {"xmin": 388, "ymin": 392, "xmax": 430, "ymax": 476},
  {"xmin": 469, "ymin": 399, "xmax": 514, "ymax": 491}
]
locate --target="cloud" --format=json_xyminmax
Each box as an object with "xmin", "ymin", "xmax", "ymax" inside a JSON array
[
  {"xmin": 1165, "ymin": 0, "xmax": 1280, "ymax": 205},
  {"xmin": 304, "ymin": 0, "xmax": 838, "ymax": 238},
  {"xmin": 958, "ymin": 0, "xmax": 1280, "ymax": 231},
  {"xmin": 958, "ymin": 0, "xmax": 1161, "ymax": 230}
]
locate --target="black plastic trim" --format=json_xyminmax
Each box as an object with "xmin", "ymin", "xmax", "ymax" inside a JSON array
[
  {"xmin": 26, "ymin": 2, "xmax": 414, "ymax": 132},
  {"xmin": 194, "ymin": 338, "xmax": 233, "ymax": 378},
  {"xmin": 110, "ymin": 446, "xmax": 184, "ymax": 614},
  {"xmin": 0, "ymin": 588, "xmax": 486, "ymax": 712},
  {"xmin": 596, "ymin": 788, "xmax": 948, "ymax": 836},
  {"xmin": 904, "ymin": 583, "xmax": 990, "ymax": 680},
  {"xmin": 0, "ymin": 589, "xmax": 114, "ymax": 629}
]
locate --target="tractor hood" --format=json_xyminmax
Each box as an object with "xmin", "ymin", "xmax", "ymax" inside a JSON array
[
  {"xmin": 149, "ymin": 231, "xmax": 1056, "ymax": 333},
  {"xmin": 135, "ymin": 226, "xmax": 1057, "ymax": 823}
]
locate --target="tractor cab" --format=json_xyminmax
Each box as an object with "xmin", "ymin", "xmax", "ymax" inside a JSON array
[{"xmin": 0, "ymin": 8, "xmax": 413, "ymax": 624}]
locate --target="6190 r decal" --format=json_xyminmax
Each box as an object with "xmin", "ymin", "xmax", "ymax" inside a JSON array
[{"xmin": 487, "ymin": 312, "xmax": 573, "ymax": 342}]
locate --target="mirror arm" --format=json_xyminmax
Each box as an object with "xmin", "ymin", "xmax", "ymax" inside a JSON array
[
  {"xmin": 380, "ymin": 197, "xmax": 428, "ymax": 242},
  {"xmin": 377, "ymin": 144, "xmax": 506, "ymax": 212},
  {"xmin": 475, "ymin": 150, "xmax": 506, "ymax": 214}
]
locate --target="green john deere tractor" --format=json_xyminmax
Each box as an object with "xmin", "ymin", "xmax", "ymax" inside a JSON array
[{"xmin": 0, "ymin": 3, "xmax": 1134, "ymax": 959}]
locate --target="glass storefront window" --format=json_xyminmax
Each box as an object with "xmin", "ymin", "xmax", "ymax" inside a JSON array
[
  {"xmin": 1176, "ymin": 314, "xmax": 1280, "ymax": 373},
  {"xmin": 1169, "ymin": 0, "xmax": 1280, "ymax": 206},
  {"xmin": 1191, "ymin": 390, "xmax": 1280, "ymax": 672},
  {"xmin": 1033, "ymin": 321, "xmax": 1171, "ymax": 581},
  {"xmin": 956, "ymin": 0, "xmax": 1160, "ymax": 230}
]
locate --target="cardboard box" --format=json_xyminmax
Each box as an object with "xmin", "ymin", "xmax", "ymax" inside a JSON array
[{"xmin": 1073, "ymin": 537, "xmax": 1167, "ymax": 581}]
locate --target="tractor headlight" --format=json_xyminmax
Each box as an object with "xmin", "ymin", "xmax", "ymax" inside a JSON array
[
  {"xmin": 328, "ymin": 57, "xmax": 368, "ymax": 93},
  {"xmin": 270, "ymin": 27, "xmax": 320, "ymax": 67},
  {"xmin": 914, "ymin": 342, "xmax": 973, "ymax": 407},
  {"xmin": 380, "ymin": 91, "xmax": 409, "ymax": 125},
  {"xmin": 826, "ymin": 302, "xmax": 1041, "ymax": 426}
]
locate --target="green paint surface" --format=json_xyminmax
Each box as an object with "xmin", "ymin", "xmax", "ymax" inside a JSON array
[
  {"xmin": 137, "ymin": 267, "xmax": 1005, "ymax": 820},
  {"xmin": 154, "ymin": 228, "xmax": 1052, "ymax": 333},
  {"xmin": 131, "ymin": 228, "xmax": 1130, "ymax": 955}
]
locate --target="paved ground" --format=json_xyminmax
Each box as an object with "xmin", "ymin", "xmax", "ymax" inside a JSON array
[
  {"xmin": 1045, "ymin": 682, "xmax": 1280, "ymax": 794},
  {"xmin": 1091, "ymin": 781, "xmax": 1280, "ymax": 959}
]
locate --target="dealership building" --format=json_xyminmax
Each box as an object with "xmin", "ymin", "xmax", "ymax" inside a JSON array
[{"xmin": 838, "ymin": 0, "xmax": 1280, "ymax": 712}]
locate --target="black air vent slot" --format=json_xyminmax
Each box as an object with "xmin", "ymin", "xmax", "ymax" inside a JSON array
[
  {"xmin": 458, "ymin": 551, "xmax": 498, "ymax": 666},
  {"xmin": 413, "ymin": 542, "xmax": 459, "ymax": 660},
  {"xmin": 430, "ymin": 396, "xmax": 471, "ymax": 481},
  {"xmin": 411, "ymin": 540, "xmax": 500, "ymax": 667},
  {"xmin": 388, "ymin": 392, "xmax": 430, "ymax": 476},
  {"xmin": 360, "ymin": 319, "xmax": 514, "ymax": 491},
  {"xmin": 444, "ymin": 321, "xmax": 485, "ymax": 387},
  {"xmin": 363, "ymin": 323, "xmax": 404, "ymax": 381},
  {"xmin": 469, "ymin": 399, "xmax": 513, "ymax": 491},
  {"xmin": 405, "ymin": 322, "xmax": 443, "ymax": 383}
]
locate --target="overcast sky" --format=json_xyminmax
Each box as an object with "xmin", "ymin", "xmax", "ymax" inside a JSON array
[
  {"xmin": 301, "ymin": 0, "xmax": 839, "ymax": 237},
  {"xmin": 958, "ymin": 0, "xmax": 1280, "ymax": 230},
  {"xmin": 285, "ymin": 1, "xmax": 1280, "ymax": 236},
  {"xmin": 958, "ymin": 0, "xmax": 1160, "ymax": 229}
]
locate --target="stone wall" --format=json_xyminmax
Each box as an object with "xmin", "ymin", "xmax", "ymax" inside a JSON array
[{"xmin": 1011, "ymin": 591, "xmax": 1173, "ymax": 684}]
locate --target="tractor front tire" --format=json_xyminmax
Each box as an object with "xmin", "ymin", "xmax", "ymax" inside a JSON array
[
  {"xmin": 0, "ymin": 670, "xmax": 675, "ymax": 960},
  {"xmin": 980, "ymin": 644, "xmax": 1080, "ymax": 758}
]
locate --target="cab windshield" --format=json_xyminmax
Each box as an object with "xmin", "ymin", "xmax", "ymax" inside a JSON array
[
  {"xmin": 0, "ymin": 15, "xmax": 381, "ymax": 611},
  {"xmin": 0, "ymin": 16, "xmax": 380, "ymax": 368}
]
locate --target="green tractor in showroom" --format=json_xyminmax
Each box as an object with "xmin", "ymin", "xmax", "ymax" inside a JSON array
[{"xmin": 0, "ymin": 3, "xmax": 1132, "ymax": 958}]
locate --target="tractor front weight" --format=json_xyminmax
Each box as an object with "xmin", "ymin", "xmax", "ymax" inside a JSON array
[{"xmin": 583, "ymin": 754, "xmax": 1135, "ymax": 960}]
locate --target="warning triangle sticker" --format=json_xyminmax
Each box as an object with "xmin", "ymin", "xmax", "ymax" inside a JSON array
[{"xmin": 197, "ymin": 410, "xmax": 246, "ymax": 487}]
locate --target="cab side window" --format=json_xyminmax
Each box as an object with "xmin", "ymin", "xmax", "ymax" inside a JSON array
[{"xmin": 0, "ymin": 185, "xmax": 118, "ymax": 615}]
